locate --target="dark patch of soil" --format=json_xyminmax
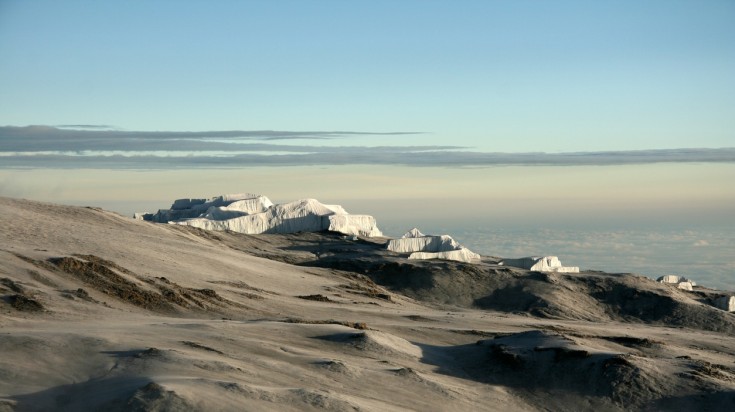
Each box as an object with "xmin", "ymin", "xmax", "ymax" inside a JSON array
[
  {"xmin": 449, "ymin": 329, "xmax": 498, "ymax": 337},
  {"xmin": 339, "ymin": 282, "xmax": 392, "ymax": 302},
  {"xmin": 297, "ymin": 294, "xmax": 333, "ymax": 302},
  {"xmin": 136, "ymin": 348, "xmax": 164, "ymax": 359},
  {"xmin": 313, "ymin": 360, "xmax": 350, "ymax": 374},
  {"xmin": 687, "ymin": 361, "xmax": 735, "ymax": 383},
  {"xmin": 1, "ymin": 278, "xmax": 25, "ymax": 293},
  {"xmin": 602, "ymin": 336, "xmax": 662, "ymax": 349},
  {"xmin": 404, "ymin": 315, "xmax": 435, "ymax": 322},
  {"xmin": 181, "ymin": 341, "xmax": 225, "ymax": 355},
  {"xmin": 48, "ymin": 256, "xmax": 175, "ymax": 311},
  {"xmin": 61, "ymin": 287, "xmax": 101, "ymax": 303},
  {"xmin": 283, "ymin": 318, "xmax": 368, "ymax": 330},
  {"xmin": 208, "ymin": 280, "xmax": 273, "ymax": 294},
  {"xmin": 123, "ymin": 382, "xmax": 193, "ymax": 411},
  {"xmin": 27, "ymin": 270, "xmax": 58, "ymax": 287},
  {"xmin": 43, "ymin": 254, "xmax": 239, "ymax": 313},
  {"xmin": 74, "ymin": 288, "xmax": 90, "ymax": 299},
  {"xmin": 7, "ymin": 294, "xmax": 44, "ymax": 312}
]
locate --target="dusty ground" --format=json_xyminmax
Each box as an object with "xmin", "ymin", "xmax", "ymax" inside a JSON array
[{"xmin": 1, "ymin": 197, "xmax": 734, "ymax": 411}]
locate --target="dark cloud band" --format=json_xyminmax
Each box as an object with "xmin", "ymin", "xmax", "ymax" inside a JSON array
[{"xmin": 1, "ymin": 125, "xmax": 733, "ymax": 169}]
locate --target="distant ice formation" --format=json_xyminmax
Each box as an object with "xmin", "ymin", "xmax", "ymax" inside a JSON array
[
  {"xmin": 386, "ymin": 228, "xmax": 480, "ymax": 263},
  {"xmin": 135, "ymin": 193, "xmax": 382, "ymax": 237},
  {"xmin": 656, "ymin": 275, "xmax": 697, "ymax": 290},
  {"xmin": 500, "ymin": 256, "xmax": 579, "ymax": 273}
]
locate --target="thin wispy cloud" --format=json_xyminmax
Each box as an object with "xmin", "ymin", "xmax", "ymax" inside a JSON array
[
  {"xmin": 1, "ymin": 125, "xmax": 734, "ymax": 169},
  {"xmin": 56, "ymin": 124, "xmax": 117, "ymax": 130},
  {"xmin": 2, "ymin": 125, "xmax": 424, "ymax": 142}
]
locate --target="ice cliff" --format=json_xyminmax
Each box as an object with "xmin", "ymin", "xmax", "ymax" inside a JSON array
[
  {"xmin": 134, "ymin": 193, "xmax": 274, "ymax": 223},
  {"xmin": 500, "ymin": 256, "xmax": 579, "ymax": 273},
  {"xmin": 387, "ymin": 228, "xmax": 481, "ymax": 263},
  {"xmin": 136, "ymin": 194, "xmax": 382, "ymax": 237}
]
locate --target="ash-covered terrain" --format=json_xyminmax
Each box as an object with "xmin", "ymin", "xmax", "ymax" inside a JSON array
[{"xmin": 1, "ymin": 195, "xmax": 734, "ymax": 411}]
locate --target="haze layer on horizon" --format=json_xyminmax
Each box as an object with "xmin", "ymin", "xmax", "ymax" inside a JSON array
[{"xmin": 2, "ymin": 163, "xmax": 733, "ymax": 230}]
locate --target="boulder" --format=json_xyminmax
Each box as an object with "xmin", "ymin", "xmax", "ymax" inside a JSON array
[{"xmin": 677, "ymin": 281, "xmax": 694, "ymax": 291}]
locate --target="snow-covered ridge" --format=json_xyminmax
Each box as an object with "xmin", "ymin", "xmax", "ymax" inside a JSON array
[{"xmin": 135, "ymin": 194, "xmax": 382, "ymax": 237}]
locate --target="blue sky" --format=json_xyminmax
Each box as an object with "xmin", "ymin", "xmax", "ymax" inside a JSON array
[
  {"xmin": 1, "ymin": 1, "xmax": 734, "ymax": 286},
  {"xmin": 1, "ymin": 0, "xmax": 733, "ymax": 152},
  {"xmin": 0, "ymin": 0, "xmax": 733, "ymax": 227}
]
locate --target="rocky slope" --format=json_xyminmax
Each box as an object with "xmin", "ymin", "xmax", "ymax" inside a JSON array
[{"xmin": 1, "ymin": 196, "xmax": 734, "ymax": 411}]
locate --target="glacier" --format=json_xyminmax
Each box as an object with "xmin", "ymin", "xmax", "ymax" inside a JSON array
[
  {"xmin": 136, "ymin": 194, "xmax": 382, "ymax": 237},
  {"xmin": 500, "ymin": 256, "xmax": 579, "ymax": 273},
  {"xmin": 656, "ymin": 275, "xmax": 697, "ymax": 289},
  {"xmin": 386, "ymin": 228, "xmax": 480, "ymax": 263}
]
